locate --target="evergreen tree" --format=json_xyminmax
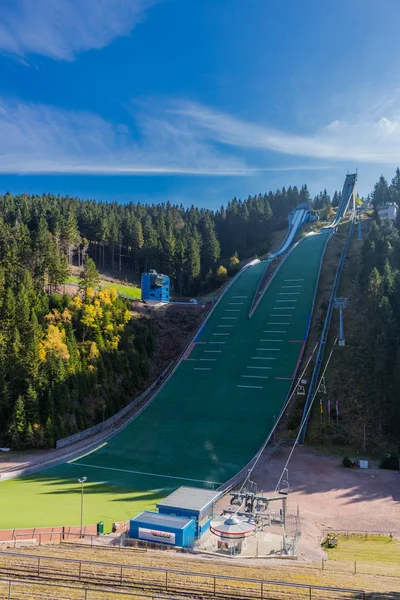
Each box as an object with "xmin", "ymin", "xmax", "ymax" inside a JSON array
[
  {"xmin": 79, "ymin": 257, "xmax": 100, "ymax": 299},
  {"xmin": 8, "ymin": 396, "xmax": 26, "ymax": 448}
]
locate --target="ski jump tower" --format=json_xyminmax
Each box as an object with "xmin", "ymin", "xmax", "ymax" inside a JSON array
[{"xmin": 331, "ymin": 173, "xmax": 358, "ymax": 226}]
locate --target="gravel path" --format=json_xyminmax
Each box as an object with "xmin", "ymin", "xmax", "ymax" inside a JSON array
[{"xmin": 250, "ymin": 446, "xmax": 400, "ymax": 561}]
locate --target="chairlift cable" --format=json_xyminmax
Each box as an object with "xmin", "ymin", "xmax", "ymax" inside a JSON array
[
  {"xmin": 274, "ymin": 337, "xmax": 337, "ymax": 493},
  {"xmin": 234, "ymin": 342, "xmax": 319, "ymax": 505}
]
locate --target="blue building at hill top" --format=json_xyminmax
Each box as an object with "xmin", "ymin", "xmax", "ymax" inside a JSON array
[{"xmin": 141, "ymin": 270, "xmax": 170, "ymax": 303}]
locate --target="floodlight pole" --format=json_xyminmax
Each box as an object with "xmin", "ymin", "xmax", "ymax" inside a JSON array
[{"xmin": 78, "ymin": 477, "xmax": 87, "ymax": 538}]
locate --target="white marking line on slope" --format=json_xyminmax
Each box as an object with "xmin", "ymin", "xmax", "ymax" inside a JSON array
[
  {"xmin": 260, "ymin": 339, "xmax": 283, "ymax": 342},
  {"xmin": 237, "ymin": 385, "xmax": 263, "ymax": 389},
  {"xmin": 282, "ymin": 285, "xmax": 303, "ymax": 288},
  {"xmin": 256, "ymin": 348, "xmax": 281, "ymax": 351},
  {"xmin": 232, "ymin": 296, "xmax": 247, "ymax": 298},
  {"xmin": 264, "ymin": 330, "xmax": 286, "ymax": 333},
  {"xmin": 217, "ymin": 325, "xmax": 233, "ymax": 327},
  {"xmin": 225, "ymin": 309, "xmax": 240, "ymax": 312},
  {"xmin": 251, "ymin": 357, "xmax": 276, "ymax": 360},
  {"xmin": 70, "ymin": 462, "xmax": 222, "ymax": 485},
  {"xmin": 204, "ymin": 350, "xmax": 221, "ymax": 353},
  {"xmin": 194, "ymin": 368, "xmax": 212, "ymax": 371},
  {"xmin": 273, "ymin": 307, "xmax": 295, "ymax": 310},
  {"xmin": 229, "ymin": 302, "xmax": 244, "ymax": 305},
  {"xmin": 246, "ymin": 366, "xmax": 272, "ymax": 369},
  {"xmin": 276, "ymin": 299, "xmax": 298, "ymax": 302},
  {"xmin": 269, "ymin": 314, "xmax": 292, "ymax": 317},
  {"xmin": 221, "ymin": 317, "xmax": 238, "ymax": 319},
  {"xmin": 285, "ymin": 279, "xmax": 304, "ymax": 281},
  {"xmin": 209, "ymin": 341, "xmax": 226, "ymax": 344},
  {"xmin": 267, "ymin": 322, "xmax": 290, "ymax": 325},
  {"xmin": 199, "ymin": 358, "xmax": 217, "ymax": 361},
  {"xmin": 242, "ymin": 375, "xmax": 269, "ymax": 379},
  {"xmin": 279, "ymin": 293, "xmax": 300, "ymax": 295},
  {"xmin": 213, "ymin": 333, "xmax": 230, "ymax": 335}
]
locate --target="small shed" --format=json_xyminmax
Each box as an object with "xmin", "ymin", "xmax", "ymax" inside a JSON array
[
  {"xmin": 157, "ymin": 486, "xmax": 222, "ymax": 538},
  {"xmin": 129, "ymin": 511, "xmax": 196, "ymax": 548}
]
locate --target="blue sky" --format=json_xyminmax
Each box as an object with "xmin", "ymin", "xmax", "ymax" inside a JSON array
[{"xmin": 1, "ymin": 0, "xmax": 400, "ymax": 207}]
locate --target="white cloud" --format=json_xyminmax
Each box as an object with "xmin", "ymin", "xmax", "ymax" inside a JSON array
[
  {"xmin": 0, "ymin": 0, "xmax": 157, "ymax": 61},
  {"xmin": 173, "ymin": 101, "xmax": 400, "ymax": 164},
  {"xmin": 0, "ymin": 98, "xmax": 253, "ymax": 175},
  {"xmin": 4, "ymin": 94, "xmax": 400, "ymax": 177}
]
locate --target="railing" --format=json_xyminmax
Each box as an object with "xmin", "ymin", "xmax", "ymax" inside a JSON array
[
  {"xmin": 299, "ymin": 217, "xmax": 355, "ymax": 442},
  {"xmin": 0, "ymin": 550, "xmax": 366, "ymax": 600},
  {"xmin": 322, "ymin": 529, "xmax": 399, "ymax": 539},
  {"xmin": 0, "ymin": 578, "xmax": 179, "ymax": 600}
]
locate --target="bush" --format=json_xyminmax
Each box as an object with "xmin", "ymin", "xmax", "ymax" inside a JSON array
[
  {"xmin": 215, "ymin": 265, "xmax": 228, "ymax": 282},
  {"xmin": 342, "ymin": 455, "xmax": 353, "ymax": 468},
  {"xmin": 379, "ymin": 453, "xmax": 399, "ymax": 470}
]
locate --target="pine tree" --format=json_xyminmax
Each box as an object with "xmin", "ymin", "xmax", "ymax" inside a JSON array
[
  {"xmin": 79, "ymin": 257, "xmax": 100, "ymax": 300},
  {"xmin": 9, "ymin": 396, "xmax": 26, "ymax": 448},
  {"xmin": 25, "ymin": 385, "xmax": 39, "ymax": 425},
  {"xmin": 201, "ymin": 221, "xmax": 220, "ymax": 273},
  {"xmin": 186, "ymin": 235, "xmax": 201, "ymax": 283}
]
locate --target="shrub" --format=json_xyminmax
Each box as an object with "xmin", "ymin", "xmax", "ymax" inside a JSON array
[
  {"xmin": 342, "ymin": 455, "xmax": 353, "ymax": 468},
  {"xmin": 379, "ymin": 453, "xmax": 399, "ymax": 470}
]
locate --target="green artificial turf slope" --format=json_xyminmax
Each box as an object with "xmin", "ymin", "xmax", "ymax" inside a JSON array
[{"xmin": 0, "ymin": 231, "xmax": 329, "ymax": 529}]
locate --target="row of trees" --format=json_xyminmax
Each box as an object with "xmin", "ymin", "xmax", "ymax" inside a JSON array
[
  {"xmin": 370, "ymin": 168, "xmax": 400, "ymax": 209},
  {"xmin": 0, "ymin": 185, "xmax": 321, "ymax": 296},
  {"xmin": 358, "ymin": 217, "xmax": 400, "ymax": 441}
]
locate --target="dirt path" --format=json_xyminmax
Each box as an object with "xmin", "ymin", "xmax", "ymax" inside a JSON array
[{"xmin": 249, "ymin": 446, "xmax": 400, "ymax": 561}]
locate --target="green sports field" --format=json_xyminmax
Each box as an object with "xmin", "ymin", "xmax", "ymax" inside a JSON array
[{"xmin": 0, "ymin": 231, "xmax": 330, "ymax": 530}]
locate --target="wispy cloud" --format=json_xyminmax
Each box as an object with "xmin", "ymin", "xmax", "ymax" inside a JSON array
[
  {"xmin": 3, "ymin": 94, "xmax": 400, "ymax": 177},
  {"xmin": 173, "ymin": 101, "xmax": 400, "ymax": 164},
  {"xmin": 0, "ymin": 0, "xmax": 157, "ymax": 61},
  {"xmin": 0, "ymin": 97, "xmax": 254, "ymax": 175}
]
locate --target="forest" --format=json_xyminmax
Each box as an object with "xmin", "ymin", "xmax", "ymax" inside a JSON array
[
  {"xmin": 1, "ymin": 170, "xmax": 399, "ymax": 449},
  {"xmin": 0, "ymin": 185, "xmax": 314, "ymax": 297},
  {"xmin": 0, "ymin": 183, "xmax": 312, "ymax": 448}
]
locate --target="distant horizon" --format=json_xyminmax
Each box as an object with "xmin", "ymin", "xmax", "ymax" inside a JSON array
[{"xmin": 0, "ymin": 168, "xmax": 380, "ymax": 210}]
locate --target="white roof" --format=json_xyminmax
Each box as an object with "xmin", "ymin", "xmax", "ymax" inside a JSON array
[{"xmin": 157, "ymin": 486, "xmax": 222, "ymax": 512}]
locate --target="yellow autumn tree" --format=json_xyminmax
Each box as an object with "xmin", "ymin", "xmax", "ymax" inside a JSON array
[
  {"xmin": 88, "ymin": 341, "xmax": 99, "ymax": 361},
  {"xmin": 43, "ymin": 325, "xmax": 70, "ymax": 360}
]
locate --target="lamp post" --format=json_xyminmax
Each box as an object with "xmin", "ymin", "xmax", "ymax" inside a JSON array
[{"xmin": 78, "ymin": 477, "xmax": 87, "ymax": 538}]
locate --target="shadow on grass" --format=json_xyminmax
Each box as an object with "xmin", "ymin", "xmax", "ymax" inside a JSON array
[
  {"xmin": 20, "ymin": 474, "xmax": 168, "ymax": 502},
  {"xmin": 366, "ymin": 594, "xmax": 400, "ymax": 599}
]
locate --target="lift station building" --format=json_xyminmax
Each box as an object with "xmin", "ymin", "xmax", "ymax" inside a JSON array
[
  {"xmin": 157, "ymin": 486, "xmax": 221, "ymax": 538},
  {"xmin": 141, "ymin": 270, "xmax": 170, "ymax": 304},
  {"xmin": 129, "ymin": 487, "xmax": 222, "ymax": 547}
]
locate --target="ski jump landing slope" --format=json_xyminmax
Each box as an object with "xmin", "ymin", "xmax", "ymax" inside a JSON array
[{"xmin": 46, "ymin": 229, "xmax": 331, "ymax": 498}]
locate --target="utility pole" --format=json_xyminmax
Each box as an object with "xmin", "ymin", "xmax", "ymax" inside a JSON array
[
  {"xmin": 78, "ymin": 477, "xmax": 87, "ymax": 538},
  {"xmin": 363, "ymin": 422, "xmax": 366, "ymax": 453}
]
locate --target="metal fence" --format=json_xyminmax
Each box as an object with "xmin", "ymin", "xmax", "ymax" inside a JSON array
[
  {"xmin": 0, "ymin": 550, "xmax": 366, "ymax": 599},
  {"xmin": 322, "ymin": 529, "xmax": 399, "ymax": 538},
  {"xmin": 0, "ymin": 578, "xmax": 180, "ymax": 600}
]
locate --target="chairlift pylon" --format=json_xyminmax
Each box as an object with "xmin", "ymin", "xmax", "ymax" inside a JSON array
[
  {"xmin": 318, "ymin": 376, "xmax": 327, "ymax": 395},
  {"xmin": 297, "ymin": 385, "xmax": 305, "ymax": 396}
]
